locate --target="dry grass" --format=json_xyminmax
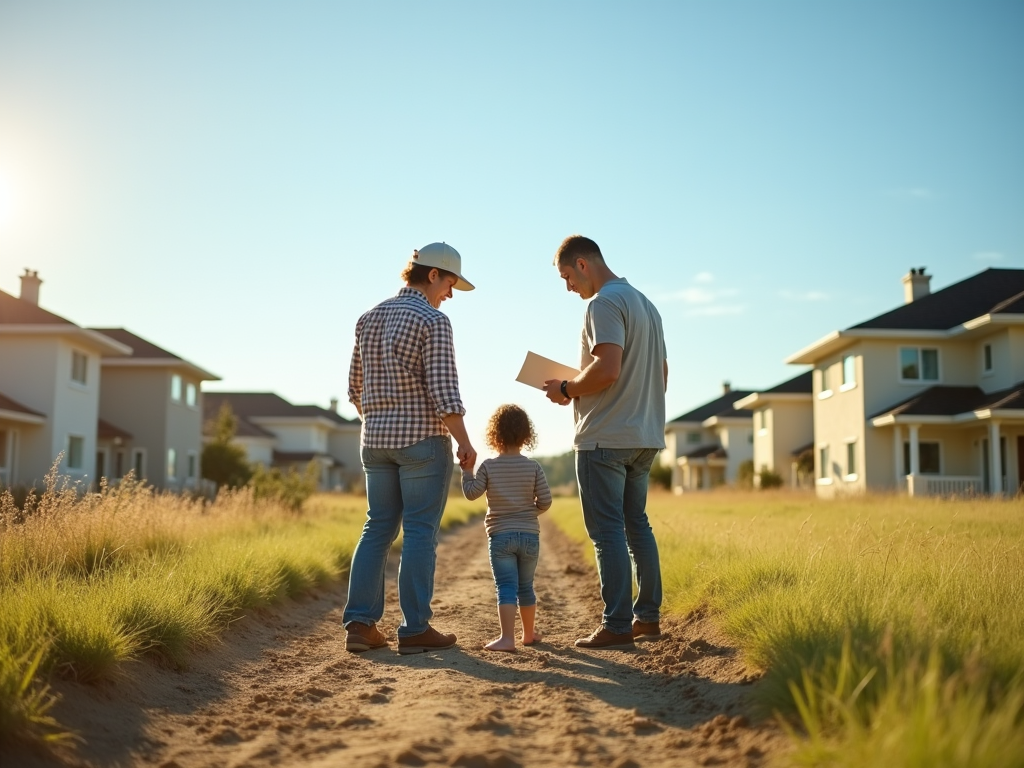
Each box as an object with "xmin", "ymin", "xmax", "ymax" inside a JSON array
[{"xmin": 551, "ymin": 489, "xmax": 1024, "ymax": 768}]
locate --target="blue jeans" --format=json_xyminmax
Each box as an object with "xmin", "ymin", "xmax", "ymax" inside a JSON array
[
  {"xmin": 343, "ymin": 435, "xmax": 453, "ymax": 638},
  {"xmin": 488, "ymin": 531, "xmax": 540, "ymax": 606},
  {"xmin": 576, "ymin": 447, "xmax": 662, "ymax": 635}
]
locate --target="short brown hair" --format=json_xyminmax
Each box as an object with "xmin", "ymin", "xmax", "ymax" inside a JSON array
[
  {"xmin": 554, "ymin": 235, "xmax": 605, "ymax": 267},
  {"xmin": 401, "ymin": 262, "xmax": 457, "ymax": 286},
  {"xmin": 485, "ymin": 404, "xmax": 537, "ymax": 453}
]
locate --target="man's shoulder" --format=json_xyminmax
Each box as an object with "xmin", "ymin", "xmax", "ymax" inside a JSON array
[{"xmin": 362, "ymin": 293, "xmax": 447, "ymax": 324}]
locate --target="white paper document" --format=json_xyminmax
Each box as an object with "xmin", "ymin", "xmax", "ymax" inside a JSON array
[{"xmin": 515, "ymin": 351, "xmax": 581, "ymax": 391}]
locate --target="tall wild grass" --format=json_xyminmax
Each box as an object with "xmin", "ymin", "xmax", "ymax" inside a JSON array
[
  {"xmin": 550, "ymin": 491, "xmax": 1024, "ymax": 768},
  {"xmin": 0, "ymin": 468, "xmax": 483, "ymax": 746}
]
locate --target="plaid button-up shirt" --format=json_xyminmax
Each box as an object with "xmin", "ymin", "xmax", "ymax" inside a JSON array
[{"xmin": 348, "ymin": 287, "xmax": 466, "ymax": 449}]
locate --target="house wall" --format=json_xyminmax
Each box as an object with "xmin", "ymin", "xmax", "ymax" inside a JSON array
[
  {"xmin": 764, "ymin": 400, "xmax": 813, "ymax": 481},
  {"xmin": 234, "ymin": 436, "xmax": 275, "ymax": 466},
  {"xmin": 327, "ymin": 425, "xmax": 362, "ymax": 487},
  {"xmin": 99, "ymin": 367, "xmax": 169, "ymax": 486},
  {"xmin": 976, "ymin": 328, "xmax": 1024, "ymax": 393},
  {"xmin": 813, "ymin": 348, "xmax": 867, "ymax": 497},
  {"xmin": 717, "ymin": 424, "xmax": 753, "ymax": 483},
  {"xmin": 165, "ymin": 381, "xmax": 204, "ymax": 490},
  {"xmin": 0, "ymin": 336, "xmax": 102, "ymax": 486},
  {"xmin": 257, "ymin": 423, "xmax": 329, "ymax": 454}
]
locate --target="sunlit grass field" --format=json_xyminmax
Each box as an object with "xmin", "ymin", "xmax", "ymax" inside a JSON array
[
  {"xmin": 0, "ymin": 476, "xmax": 483, "ymax": 745},
  {"xmin": 550, "ymin": 490, "xmax": 1024, "ymax": 767}
]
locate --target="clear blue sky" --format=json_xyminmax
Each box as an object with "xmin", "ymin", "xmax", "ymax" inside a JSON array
[{"xmin": 1, "ymin": 1, "xmax": 1021, "ymax": 456}]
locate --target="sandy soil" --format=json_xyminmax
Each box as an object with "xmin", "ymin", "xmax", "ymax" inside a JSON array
[{"xmin": 12, "ymin": 516, "xmax": 787, "ymax": 768}]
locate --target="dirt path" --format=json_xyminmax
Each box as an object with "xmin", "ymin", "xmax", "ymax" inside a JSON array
[{"xmin": 18, "ymin": 517, "xmax": 786, "ymax": 768}]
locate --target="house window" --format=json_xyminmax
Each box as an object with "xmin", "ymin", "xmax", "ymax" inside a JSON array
[
  {"xmin": 900, "ymin": 347, "xmax": 939, "ymax": 382},
  {"xmin": 187, "ymin": 451, "xmax": 197, "ymax": 480},
  {"xmin": 133, "ymin": 449, "xmax": 146, "ymax": 479},
  {"xmin": 167, "ymin": 448, "xmax": 177, "ymax": 480},
  {"xmin": 842, "ymin": 355, "xmax": 856, "ymax": 388},
  {"xmin": 818, "ymin": 445, "xmax": 829, "ymax": 480},
  {"xmin": 171, "ymin": 374, "xmax": 182, "ymax": 401},
  {"xmin": 903, "ymin": 442, "xmax": 941, "ymax": 474},
  {"xmin": 114, "ymin": 450, "xmax": 125, "ymax": 479},
  {"xmin": 757, "ymin": 410, "xmax": 767, "ymax": 432},
  {"xmin": 983, "ymin": 344, "xmax": 993, "ymax": 374},
  {"xmin": 71, "ymin": 351, "xmax": 88, "ymax": 385},
  {"xmin": 68, "ymin": 435, "xmax": 85, "ymax": 469},
  {"xmin": 686, "ymin": 432, "xmax": 702, "ymax": 445},
  {"xmin": 186, "ymin": 382, "xmax": 197, "ymax": 407},
  {"xmin": 819, "ymin": 366, "xmax": 832, "ymax": 396},
  {"xmin": 846, "ymin": 441, "xmax": 857, "ymax": 478}
]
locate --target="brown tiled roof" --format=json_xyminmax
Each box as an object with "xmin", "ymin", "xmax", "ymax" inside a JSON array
[
  {"xmin": 850, "ymin": 268, "xmax": 1024, "ymax": 331},
  {"xmin": 0, "ymin": 290, "xmax": 76, "ymax": 326},
  {"xmin": 97, "ymin": 418, "xmax": 133, "ymax": 441},
  {"xmin": 0, "ymin": 392, "xmax": 45, "ymax": 418},
  {"xmin": 871, "ymin": 381, "xmax": 1024, "ymax": 419},
  {"xmin": 91, "ymin": 328, "xmax": 182, "ymax": 360}
]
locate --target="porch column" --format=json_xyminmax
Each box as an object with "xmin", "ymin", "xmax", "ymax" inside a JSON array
[
  {"xmin": 989, "ymin": 421, "xmax": 1003, "ymax": 496},
  {"xmin": 908, "ymin": 424, "xmax": 920, "ymax": 476},
  {"xmin": 702, "ymin": 461, "xmax": 711, "ymax": 489},
  {"xmin": 893, "ymin": 424, "xmax": 904, "ymax": 490}
]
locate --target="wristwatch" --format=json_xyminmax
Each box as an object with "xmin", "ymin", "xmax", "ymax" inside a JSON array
[{"xmin": 560, "ymin": 380, "xmax": 570, "ymax": 399}]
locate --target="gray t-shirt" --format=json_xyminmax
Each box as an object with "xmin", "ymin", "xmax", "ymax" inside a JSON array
[{"xmin": 573, "ymin": 278, "xmax": 667, "ymax": 451}]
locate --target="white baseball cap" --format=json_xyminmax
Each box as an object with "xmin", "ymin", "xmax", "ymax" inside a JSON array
[{"xmin": 411, "ymin": 243, "xmax": 475, "ymax": 291}]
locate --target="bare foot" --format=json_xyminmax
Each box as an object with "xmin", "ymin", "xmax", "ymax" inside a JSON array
[
  {"xmin": 483, "ymin": 637, "xmax": 517, "ymax": 652},
  {"xmin": 523, "ymin": 629, "xmax": 543, "ymax": 646}
]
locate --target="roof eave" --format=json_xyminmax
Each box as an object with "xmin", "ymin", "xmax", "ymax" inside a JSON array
[
  {"xmin": 100, "ymin": 358, "xmax": 220, "ymax": 380},
  {"xmin": 0, "ymin": 326, "xmax": 133, "ymax": 356},
  {"xmin": 0, "ymin": 408, "xmax": 46, "ymax": 425}
]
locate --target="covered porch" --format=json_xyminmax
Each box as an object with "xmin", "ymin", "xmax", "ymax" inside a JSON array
[
  {"xmin": 870, "ymin": 382, "xmax": 1024, "ymax": 497},
  {"xmin": 675, "ymin": 445, "xmax": 728, "ymax": 492},
  {"xmin": 0, "ymin": 393, "xmax": 46, "ymax": 488}
]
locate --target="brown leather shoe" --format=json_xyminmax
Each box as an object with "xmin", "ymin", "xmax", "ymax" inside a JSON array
[
  {"xmin": 574, "ymin": 626, "xmax": 635, "ymax": 649},
  {"xmin": 397, "ymin": 625, "xmax": 457, "ymax": 655},
  {"xmin": 632, "ymin": 619, "xmax": 663, "ymax": 642},
  {"xmin": 345, "ymin": 621, "xmax": 388, "ymax": 652}
]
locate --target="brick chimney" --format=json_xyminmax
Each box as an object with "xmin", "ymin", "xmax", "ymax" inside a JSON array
[
  {"xmin": 19, "ymin": 269, "xmax": 42, "ymax": 305},
  {"xmin": 901, "ymin": 267, "xmax": 931, "ymax": 304},
  {"xmin": 722, "ymin": 381, "xmax": 732, "ymax": 394}
]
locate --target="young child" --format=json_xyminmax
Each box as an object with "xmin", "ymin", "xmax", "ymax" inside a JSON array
[{"xmin": 462, "ymin": 404, "xmax": 552, "ymax": 652}]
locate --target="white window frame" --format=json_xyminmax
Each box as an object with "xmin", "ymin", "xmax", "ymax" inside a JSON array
[
  {"xmin": 982, "ymin": 343, "xmax": 993, "ymax": 376},
  {"xmin": 840, "ymin": 355, "xmax": 857, "ymax": 392},
  {"xmin": 817, "ymin": 444, "xmax": 832, "ymax": 484},
  {"xmin": 67, "ymin": 434, "xmax": 85, "ymax": 470},
  {"xmin": 898, "ymin": 346, "xmax": 941, "ymax": 384},
  {"xmin": 757, "ymin": 409, "xmax": 768, "ymax": 435},
  {"xmin": 132, "ymin": 448, "xmax": 147, "ymax": 480},
  {"xmin": 167, "ymin": 447, "xmax": 177, "ymax": 480},
  {"xmin": 170, "ymin": 374, "xmax": 182, "ymax": 402},
  {"xmin": 70, "ymin": 350, "xmax": 89, "ymax": 387},
  {"xmin": 818, "ymin": 365, "xmax": 833, "ymax": 399},
  {"xmin": 844, "ymin": 438, "xmax": 858, "ymax": 481},
  {"xmin": 185, "ymin": 381, "xmax": 198, "ymax": 408}
]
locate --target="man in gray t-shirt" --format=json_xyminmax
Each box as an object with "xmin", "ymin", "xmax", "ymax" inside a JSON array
[{"xmin": 543, "ymin": 235, "xmax": 667, "ymax": 650}]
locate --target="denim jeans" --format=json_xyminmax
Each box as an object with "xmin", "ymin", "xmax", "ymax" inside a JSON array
[
  {"xmin": 343, "ymin": 435, "xmax": 453, "ymax": 637},
  {"xmin": 488, "ymin": 531, "xmax": 540, "ymax": 606},
  {"xmin": 576, "ymin": 447, "xmax": 662, "ymax": 634}
]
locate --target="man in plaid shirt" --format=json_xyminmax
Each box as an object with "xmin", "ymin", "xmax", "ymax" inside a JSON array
[{"xmin": 344, "ymin": 243, "xmax": 478, "ymax": 655}]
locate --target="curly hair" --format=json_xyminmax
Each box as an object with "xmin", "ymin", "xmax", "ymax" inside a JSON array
[
  {"xmin": 484, "ymin": 404, "xmax": 537, "ymax": 453},
  {"xmin": 400, "ymin": 261, "xmax": 456, "ymax": 286}
]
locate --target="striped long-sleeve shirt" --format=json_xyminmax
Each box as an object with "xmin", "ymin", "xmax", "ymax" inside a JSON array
[
  {"xmin": 462, "ymin": 454, "xmax": 553, "ymax": 536},
  {"xmin": 348, "ymin": 287, "xmax": 466, "ymax": 449}
]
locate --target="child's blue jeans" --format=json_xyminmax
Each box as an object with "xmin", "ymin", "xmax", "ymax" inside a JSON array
[{"xmin": 488, "ymin": 531, "xmax": 540, "ymax": 606}]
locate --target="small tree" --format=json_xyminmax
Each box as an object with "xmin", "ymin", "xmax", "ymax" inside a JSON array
[{"xmin": 201, "ymin": 403, "xmax": 253, "ymax": 490}]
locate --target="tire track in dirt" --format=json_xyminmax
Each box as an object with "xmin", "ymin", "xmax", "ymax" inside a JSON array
[{"xmin": 18, "ymin": 516, "xmax": 786, "ymax": 768}]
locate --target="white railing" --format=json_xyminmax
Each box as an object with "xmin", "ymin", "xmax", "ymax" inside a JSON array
[{"xmin": 907, "ymin": 474, "xmax": 983, "ymax": 497}]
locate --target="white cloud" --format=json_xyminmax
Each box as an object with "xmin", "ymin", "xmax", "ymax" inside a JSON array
[
  {"xmin": 693, "ymin": 271, "xmax": 714, "ymax": 284},
  {"xmin": 779, "ymin": 289, "xmax": 829, "ymax": 302},
  {"xmin": 685, "ymin": 304, "xmax": 745, "ymax": 317},
  {"xmin": 972, "ymin": 251, "xmax": 1006, "ymax": 263}
]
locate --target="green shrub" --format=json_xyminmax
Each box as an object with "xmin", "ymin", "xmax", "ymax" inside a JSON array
[
  {"xmin": 649, "ymin": 461, "xmax": 672, "ymax": 490},
  {"xmin": 250, "ymin": 462, "xmax": 319, "ymax": 512},
  {"xmin": 758, "ymin": 468, "xmax": 784, "ymax": 489}
]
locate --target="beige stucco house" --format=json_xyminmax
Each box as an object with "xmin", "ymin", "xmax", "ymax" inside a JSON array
[
  {"xmin": 732, "ymin": 370, "xmax": 814, "ymax": 487},
  {"xmin": 91, "ymin": 328, "xmax": 220, "ymax": 491},
  {"xmin": 0, "ymin": 271, "xmax": 132, "ymax": 488},
  {"xmin": 661, "ymin": 383, "xmax": 755, "ymax": 492},
  {"xmin": 786, "ymin": 268, "xmax": 1024, "ymax": 498},
  {"xmin": 203, "ymin": 392, "xmax": 361, "ymax": 491}
]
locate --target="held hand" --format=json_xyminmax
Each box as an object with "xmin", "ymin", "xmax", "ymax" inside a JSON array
[
  {"xmin": 543, "ymin": 379, "xmax": 571, "ymax": 406},
  {"xmin": 457, "ymin": 442, "xmax": 477, "ymax": 471}
]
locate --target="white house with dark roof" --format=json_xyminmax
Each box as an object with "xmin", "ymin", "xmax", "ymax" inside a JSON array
[
  {"xmin": 91, "ymin": 328, "xmax": 220, "ymax": 491},
  {"xmin": 786, "ymin": 267, "xmax": 1024, "ymax": 497},
  {"xmin": 733, "ymin": 370, "xmax": 814, "ymax": 488},
  {"xmin": 202, "ymin": 392, "xmax": 361, "ymax": 491},
  {"xmin": 0, "ymin": 271, "xmax": 132, "ymax": 487},
  {"xmin": 661, "ymin": 383, "xmax": 756, "ymax": 492}
]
